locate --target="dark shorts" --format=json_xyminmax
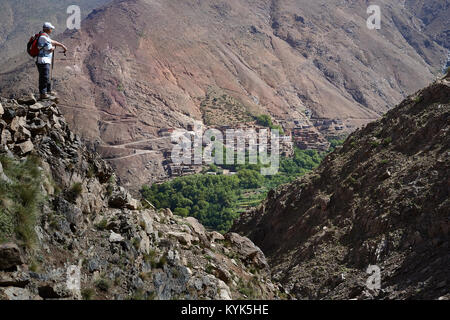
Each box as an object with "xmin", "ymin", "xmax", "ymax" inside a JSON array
[{"xmin": 36, "ymin": 63, "xmax": 51, "ymax": 95}]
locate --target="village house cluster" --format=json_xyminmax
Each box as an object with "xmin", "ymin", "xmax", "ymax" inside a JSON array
[{"xmin": 158, "ymin": 114, "xmax": 348, "ymax": 177}]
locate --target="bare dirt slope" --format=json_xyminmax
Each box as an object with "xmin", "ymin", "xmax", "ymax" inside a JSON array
[{"xmin": 0, "ymin": 0, "xmax": 111, "ymax": 61}]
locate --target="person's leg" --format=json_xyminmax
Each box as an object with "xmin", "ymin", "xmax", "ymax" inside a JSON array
[
  {"xmin": 38, "ymin": 64, "xmax": 52, "ymax": 98},
  {"xmin": 37, "ymin": 63, "xmax": 46, "ymax": 95},
  {"xmin": 46, "ymin": 64, "xmax": 52, "ymax": 94},
  {"xmin": 43, "ymin": 64, "xmax": 51, "ymax": 94}
]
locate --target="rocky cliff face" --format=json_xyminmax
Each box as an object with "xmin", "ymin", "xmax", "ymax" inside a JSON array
[
  {"xmin": 0, "ymin": 96, "xmax": 284, "ymax": 300},
  {"xmin": 405, "ymin": 0, "xmax": 450, "ymax": 49},
  {"xmin": 0, "ymin": 0, "xmax": 447, "ymax": 189},
  {"xmin": 232, "ymin": 74, "xmax": 449, "ymax": 299}
]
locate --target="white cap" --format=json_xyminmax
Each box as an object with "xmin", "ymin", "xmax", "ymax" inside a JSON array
[{"xmin": 43, "ymin": 22, "xmax": 55, "ymax": 30}]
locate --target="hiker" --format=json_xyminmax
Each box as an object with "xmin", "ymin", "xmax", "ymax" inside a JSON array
[{"xmin": 36, "ymin": 22, "xmax": 68, "ymax": 100}]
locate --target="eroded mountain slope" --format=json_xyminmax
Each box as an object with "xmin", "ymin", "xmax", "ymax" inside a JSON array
[
  {"xmin": 0, "ymin": 0, "xmax": 447, "ymax": 188},
  {"xmin": 233, "ymin": 74, "xmax": 450, "ymax": 299}
]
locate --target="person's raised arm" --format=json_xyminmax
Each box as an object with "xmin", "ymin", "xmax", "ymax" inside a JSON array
[{"xmin": 51, "ymin": 40, "xmax": 68, "ymax": 53}]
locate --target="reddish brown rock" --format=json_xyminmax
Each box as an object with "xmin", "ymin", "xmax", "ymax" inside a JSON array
[{"xmin": 14, "ymin": 140, "xmax": 34, "ymax": 155}]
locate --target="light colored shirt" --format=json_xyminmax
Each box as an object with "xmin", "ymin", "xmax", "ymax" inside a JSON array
[{"xmin": 37, "ymin": 33, "xmax": 53, "ymax": 64}]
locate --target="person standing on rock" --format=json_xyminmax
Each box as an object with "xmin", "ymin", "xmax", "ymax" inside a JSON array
[{"xmin": 36, "ymin": 22, "xmax": 68, "ymax": 100}]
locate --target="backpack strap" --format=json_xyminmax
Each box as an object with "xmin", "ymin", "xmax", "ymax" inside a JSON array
[
  {"xmin": 35, "ymin": 32, "xmax": 46, "ymax": 62},
  {"xmin": 36, "ymin": 32, "xmax": 48, "ymax": 49}
]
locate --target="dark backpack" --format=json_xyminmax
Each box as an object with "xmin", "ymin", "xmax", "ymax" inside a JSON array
[{"xmin": 27, "ymin": 32, "xmax": 44, "ymax": 57}]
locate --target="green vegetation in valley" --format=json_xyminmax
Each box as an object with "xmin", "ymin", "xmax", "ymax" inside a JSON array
[
  {"xmin": 255, "ymin": 114, "xmax": 284, "ymax": 134},
  {"xmin": 141, "ymin": 146, "xmax": 331, "ymax": 233},
  {"xmin": 328, "ymin": 137, "xmax": 346, "ymax": 150},
  {"xmin": 0, "ymin": 155, "xmax": 43, "ymax": 247},
  {"xmin": 142, "ymin": 174, "xmax": 240, "ymax": 233}
]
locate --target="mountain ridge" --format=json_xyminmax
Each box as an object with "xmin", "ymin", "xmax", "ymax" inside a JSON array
[{"xmin": 0, "ymin": 0, "xmax": 448, "ymax": 189}]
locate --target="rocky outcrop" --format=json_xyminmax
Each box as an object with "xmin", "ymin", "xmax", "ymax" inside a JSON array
[
  {"xmin": 0, "ymin": 97, "xmax": 285, "ymax": 300},
  {"xmin": 224, "ymin": 233, "xmax": 269, "ymax": 270},
  {"xmin": 233, "ymin": 78, "xmax": 450, "ymax": 300},
  {"xmin": 108, "ymin": 186, "xmax": 140, "ymax": 210}
]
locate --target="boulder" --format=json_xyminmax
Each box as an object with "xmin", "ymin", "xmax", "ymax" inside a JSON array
[
  {"xmin": 26, "ymin": 118, "xmax": 47, "ymax": 134},
  {"xmin": 108, "ymin": 186, "xmax": 139, "ymax": 210},
  {"xmin": 139, "ymin": 211, "xmax": 153, "ymax": 234},
  {"xmin": 0, "ymin": 102, "xmax": 3, "ymax": 116},
  {"xmin": 162, "ymin": 208, "xmax": 174, "ymax": 218},
  {"xmin": 49, "ymin": 106, "xmax": 60, "ymax": 116},
  {"xmin": 10, "ymin": 116, "xmax": 26, "ymax": 133},
  {"xmin": 1, "ymin": 129, "xmax": 13, "ymax": 146},
  {"xmin": 185, "ymin": 216, "xmax": 209, "ymax": 245},
  {"xmin": 17, "ymin": 94, "xmax": 37, "ymax": 106},
  {"xmin": 29, "ymin": 102, "xmax": 46, "ymax": 112},
  {"xmin": 50, "ymin": 114, "xmax": 62, "ymax": 128},
  {"xmin": 14, "ymin": 126, "xmax": 31, "ymax": 143},
  {"xmin": 224, "ymin": 233, "xmax": 269, "ymax": 269},
  {"xmin": 2, "ymin": 109, "xmax": 15, "ymax": 122},
  {"xmin": 139, "ymin": 231, "xmax": 151, "ymax": 254},
  {"xmin": 127, "ymin": 198, "xmax": 140, "ymax": 210},
  {"xmin": 109, "ymin": 231, "xmax": 124, "ymax": 243},
  {"xmin": 217, "ymin": 280, "xmax": 232, "ymax": 300},
  {"xmin": 0, "ymin": 243, "xmax": 23, "ymax": 270},
  {"xmin": 208, "ymin": 231, "xmax": 225, "ymax": 243},
  {"xmin": 185, "ymin": 217, "xmax": 207, "ymax": 238},
  {"xmin": 54, "ymin": 197, "xmax": 83, "ymax": 226},
  {"xmin": 14, "ymin": 140, "xmax": 34, "ymax": 155},
  {"xmin": 167, "ymin": 232, "xmax": 193, "ymax": 246},
  {"xmin": 91, "ymin": 157, "xmax": 113, "ymax": 183},
  {"xmin": 213, "ymin": 265, "xmax": 232, "ymax": 284},
  {"xmin": 87, "ymin": 259, "xmax": 102, "ymax": 273},
  {"xmin": 15, "ymin": 106, "xmax": 27, "ymax": 117}
]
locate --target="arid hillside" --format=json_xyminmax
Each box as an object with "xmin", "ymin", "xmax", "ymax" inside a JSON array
[
  {"xmin": 0, "ymin": 0, "xmax": 447, "ymax": 188},
  {"xmin": 232, "ymin": 74, "xmax": 449, "ymax": 299},
  {"xmin": 405, "ymin": 0, "xmax": 450, "ymax": 50},
  {"xmin": 0, "ymin": 0, "xmax": 111, "ymax": 61}
]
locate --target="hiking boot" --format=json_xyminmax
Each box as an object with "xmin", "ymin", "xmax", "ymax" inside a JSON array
[
  {"xmin": 48, "ymin": 91, "xmax": 58, "ymax": 96},
  {"xmin": 39, "ymin": 93, "xmax": 57, "ymax": 101}
]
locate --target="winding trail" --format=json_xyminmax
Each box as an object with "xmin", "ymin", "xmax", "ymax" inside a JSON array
[
  {"xmin": 104, "ymin": 137, "xmax": 168, "ymax": 149},
  {"xmin": 103, "ymin": 150, "xmax": 159, "ymax": 161}
]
